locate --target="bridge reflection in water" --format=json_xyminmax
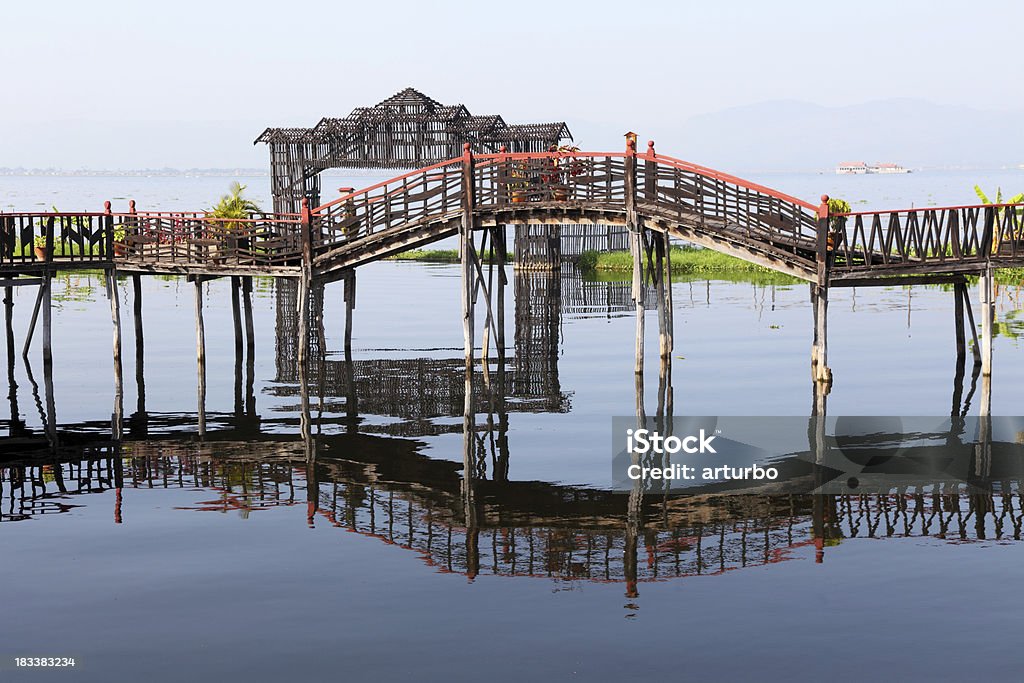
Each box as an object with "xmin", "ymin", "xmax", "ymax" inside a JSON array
[{"xmin": 2, "ymin": 267, "xmax": 1018, "ymax": 599}]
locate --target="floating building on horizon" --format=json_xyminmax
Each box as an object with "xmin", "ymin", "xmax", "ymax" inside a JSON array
[{"xmin": 836, "ymin": 161, "xmax": 911, "ymax": 175}]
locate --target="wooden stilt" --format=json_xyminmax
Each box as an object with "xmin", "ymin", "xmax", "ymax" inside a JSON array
[
  {"xmin": 460, "ymin": 144, "xmax": 476, "ymax": 376},
  {"xmin": 107, "ymin": 269, "xmax": 123, "ymax": 439},
  {"xmin": 632, "ymin": 228, "xmax": 645, "ymax": 377},
  {"xmin": 194, "ymin": 277, "xmax": 206, "ymax": 435},
  {"xmin": 961, "ymin": 283, "xmax": 982, "ymax": 365},
  {"xmin": 22, "ymin": 282, "xmax": 44, "ymax": 357},
  {"xmin": 655, "ymin": 232, "xmax": 670, "ymax": 360},
  {"xmin": 297, "ymin": 273, "xmax": 311, "ymax": 367},
  {"xmin": 980, "ymin": 267, "xmax": 993, "ymax": 376},
  {"xmin": 811, "ymin": 284, "xmax": 831, "ymax": 384},
  {"xmin": 132, "ymin": 274, "xmax": 145, "ymax": 415},
  {"xmin": 343, "ymin": 271, "xmax": 355, "ymax": 361},
  {"xmin": 42, "ymin": 273, "xmax": 52, "ymax": 367},
  {"xmin": 231, "ymin": 276, "xmax": 243, "ymax": 415},
  {"xmin": 4, "ymin": 286, "xmax": 18, "ymax": 432},
  {"xmin": 242, "ymin": 276, "xmax": 256, "ymax": 414},
  {"xmin": 231, "ymin": 276, "xmax": 243, "ymax": 365},
  {"xmin": 496, "ymin": 225, "xmax": 507, "ymax": 360},
  {"xmin": 954, "ymin": 281, "xmax": 966, "ymax": 361},
  {"xmin": 664, "ymin": 233, "xmax": 674, "ymax": 358}
]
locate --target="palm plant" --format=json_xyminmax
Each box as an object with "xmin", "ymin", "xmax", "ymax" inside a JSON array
[{"xmin": 208, "ymin": 182, "xmax": 261, "ymax": 233}]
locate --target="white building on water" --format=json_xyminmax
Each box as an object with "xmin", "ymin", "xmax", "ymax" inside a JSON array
[
  {"xmin": 835, "ymin": 161, "xmax": 911, "ymax": 174},
  {"xmin": 836, "ymin": 161, "xmax": 869, "ymax": 174}
]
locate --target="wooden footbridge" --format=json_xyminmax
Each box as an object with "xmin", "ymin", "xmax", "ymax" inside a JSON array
[{"xmin": 2, "ymin": 134, "xmax": 1022, "ymax": 406}]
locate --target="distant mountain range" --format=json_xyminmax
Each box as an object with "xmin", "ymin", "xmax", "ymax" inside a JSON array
[{"xmin": 672, "ymin": 98, "xmax": 1024, "ymax": 172}]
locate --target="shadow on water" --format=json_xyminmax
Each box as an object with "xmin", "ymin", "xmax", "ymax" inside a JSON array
[{"xmin": 3, "ymin": 267, "xmax": 1023, "ymax": 601}]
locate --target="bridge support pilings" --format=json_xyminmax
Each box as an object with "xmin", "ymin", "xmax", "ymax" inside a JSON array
[
  {"xmin": 132, "ymin": 275, "xmax": 146, "ymax": 416},
  {"xmin": 460, "ymin": 144, "xmax": 477, "ymax": 375},
  {"xmin": 980, "ymin": 267, "xmax": 994, "ymax": 376},
  {"xmin": 954, "ymin": 281, "xmax": 966, "ymax": 362},
  {"xmin": 343, "ymin": 270, "xmax": 356, "ymax": 361},
  {"xmin": 106, "ymin": 269, "xmax": 123, "ymax": 439},
  {"xmin": 193, "ymin": 277, "xmax": 206, "ymax": 435},
  {"xmin": 810, "ymin": 284, "xmax": 832, "ymax": 385},
  {"xmin": 22, "ymin": 281, "xmax": 44, "ymax": 358},
  {"xmin": 495, "ymin": 225, "xmax": 507, "ymax": 360},
  {"xmin": 654, "ymin": 231, "xmax": 674, "ymax": 361},
  {"xmin": 242, "ymin": 276, "xmax": 256, "ymax": 415},
  {"xmin": 41, "ymin": 272, "xmax": 53, "ymax": 368},
  {"xmin": 4, "ymin": 286, "xmax": 16, "ymax": 424}
]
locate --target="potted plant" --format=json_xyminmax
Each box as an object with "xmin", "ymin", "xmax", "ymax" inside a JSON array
[
  {"xmin": 548, "ymin": 145, "xmax": 583, "ymax": 201},
  {"xmin": 112, "ymin": 226, "xmax": 127, "ymax": 257},
  {"xmin": 33, "ymin": 235, "xmax": 49, "ymax": 261},
  {"xmin": 827, "ymin": 197, "xmax": 851, "ymax": 252},
  {"xmin": 508, "ymin": 161, "xmax": 528, "ymax": 203}
]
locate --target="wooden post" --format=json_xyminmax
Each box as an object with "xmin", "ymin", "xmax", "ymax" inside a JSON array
[
  {"xmin": 132, "ymin": 274, "xmax": 145, "ymax": 415},
  {"xmin": 812, "ymin": 195, "xmax": 832, "ymax": 385},
  {"xmin": 980, "ymin": 266, "xmax": 993, "ymax": 376},
  {"xmin": 461, "ymin": 143, "xmax": 476, "ymax": 375},
  {"xmin": 625, "ymin": 135, "xmax": 644, "ymax": 377},
  {"xmin": 496, "ymin": 224, "xmax": 506, "ymax": 360},
  {"xmin": 107, "ymin": 268, "xmax": 123, "ymax": 439},
  {"xmin": 241, "ymin": 276, "xmax": 256, "ymax": 415},
  {"xmin": 961, "ymin": 282, "xmax": 982, "ymax": 365},
  {"xmin": 664, "ymin": 232, "xmax": 674, "ymax": 359},
  {"xmin": 654, "ymin": 232, "xmax": 672, "ymax": 360},
  {"xmin": 21, "ymin": 283, "xmax": 43, "ymax": 357},
  {"xmin": 231, "ymin": 276, "xmax": 243, "ymax": 365},
  {"xmin": 954, "ymin": 281, "xmax": 966, "ymax": 362},
  {"xmin": 343, "ymin": 270, "xmax": 355, "ymax": 361},
  {"xmin": 194, "ymin": 277, "xmax": 206, "ymax": 435},
  {"xmin": 42, "ymin": 273, "xmax": 52, "ymax": 368},
  {"xmin": 298, "ymin": 199, "xmax": 314, "ymax": 369},
  {"xmin": 231, "ymin": 276, "xmax": 243, "ymax": 415},
  {"xmin": 4, "ymin": 286, "xmax": 16, "ymax": 429},
  {"xmin": 297, "ymin": 273, "xmax": 311, "ymax": 368}
]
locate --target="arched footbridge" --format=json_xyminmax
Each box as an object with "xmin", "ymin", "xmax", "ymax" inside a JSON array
[{"xmin": 2, "ymin": 141, "xmax": 1022, "ymax": 283}]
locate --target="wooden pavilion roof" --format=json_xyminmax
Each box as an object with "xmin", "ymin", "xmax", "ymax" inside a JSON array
[{"xmin": 254, "ymin": 87, "xmax": 573, "ymax": 166}]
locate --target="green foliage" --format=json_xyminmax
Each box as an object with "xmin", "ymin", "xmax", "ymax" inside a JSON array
[
  {"xmin": 387, "ymin": 248, "xmax": 512, "ymax": 264},
  {"xmin": 828, "ymin": 197, "xmax": 851, "ymax": 230},
  {"xmin": 578, "ymin": 246, "xmax": 801, "ymax": 285},
  {"xmin": 208, "ymin": 182, "xmax": 261, "ymax": 231},
  {"xmin": 974, "ymin": 185, "xmax": 1023, "ymax": 206}
]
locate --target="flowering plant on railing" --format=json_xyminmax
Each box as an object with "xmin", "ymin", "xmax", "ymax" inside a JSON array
[{"xmin": 539, "ymin": 145, "xmax": 584, "ymax": 200}]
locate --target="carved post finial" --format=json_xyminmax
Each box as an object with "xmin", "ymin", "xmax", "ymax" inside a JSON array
[
  {"xmin": 128, "ymin": 199, "xmax": 136, "ymax": 214},
  {"xmin": 499, "ymin": 145, "xmax": 507, "ymax": 154},
  {"xmin": 104, "ymin": 200, "xmax": 112, "ymax": 214},
  {"xmin": 624, "ymin": 131, "xmax": 637, "ymax": 153},
  {"xmin": 463, "ymin": 142, "xmax": 472, "ymax": 154},
  {"xmin": 647, "ymin": 140, "xmax": 656, "ymax": 156},
  {"xmin": 819, "ymin": 194, "xmax": 830, "ymax": 219}
]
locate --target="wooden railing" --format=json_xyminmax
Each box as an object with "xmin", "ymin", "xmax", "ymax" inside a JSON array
[
  {"xmin": 0, "ymin": 210, "xmax": 114, "ymax": 267},
  {"xmin": 4, "ymin": 152, "xmax": 1024, "ymax": 279},
  {"xmin": 0, "ymin": 204, "xmax": 306, "ymax": 270},
  {"xmin": 830, "ymin": 203, "xmax": 1024, "ymax": 274},
  {"xmin": 310, "ymin": 146, "xmax": 822, "ymax": 264}
]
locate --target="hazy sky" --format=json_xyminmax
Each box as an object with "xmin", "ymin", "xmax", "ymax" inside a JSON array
[{"xmin": 2, "ymin": 0, "xmax": 1022, "ymax": 167}]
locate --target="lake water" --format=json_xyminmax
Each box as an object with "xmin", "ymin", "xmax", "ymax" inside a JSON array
[{"xmin": 3, "ymin": 170, "xmax": 1024, "ymax": 681}]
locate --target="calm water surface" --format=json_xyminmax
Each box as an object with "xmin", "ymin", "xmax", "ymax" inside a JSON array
[{"xmin": 3, "ymin": 169, "xmax": 1024, "ymax": 681}]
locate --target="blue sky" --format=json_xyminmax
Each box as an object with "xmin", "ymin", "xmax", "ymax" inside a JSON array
[{"xmin": 2, "ymin": 0, "xmax": 1021, "ymax": 167}]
